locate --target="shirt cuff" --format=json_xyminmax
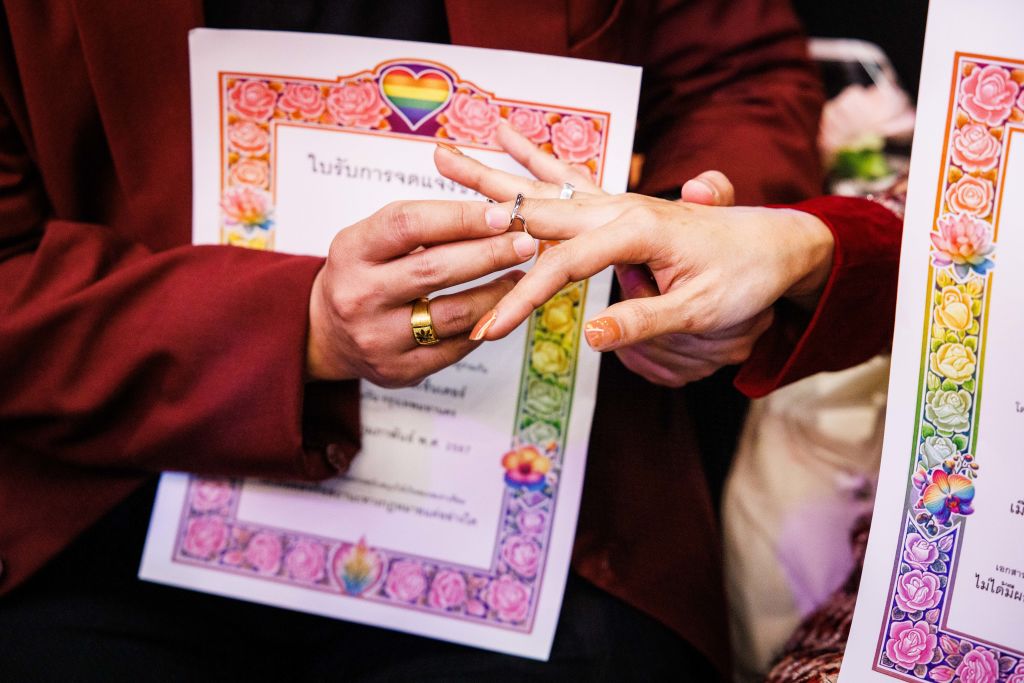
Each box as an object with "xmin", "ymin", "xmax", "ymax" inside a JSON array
[{"xmin": 734, "ymin": 196, "xmax": 902, "ymax": 398}]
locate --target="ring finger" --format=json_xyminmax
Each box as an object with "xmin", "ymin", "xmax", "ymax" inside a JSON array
[
  {"xmin": 402, "ymin": 271, "xmax": 524, "ymax": 346},
  {"xmin": 434, "ymin": 144, "xmax": 598, "ymax": 203}
]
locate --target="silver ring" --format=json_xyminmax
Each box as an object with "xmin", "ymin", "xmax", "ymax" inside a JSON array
[
  {"xmin": 559, "ymin": 182, "xmax": 575, "ymax": 200},
  {"xmin": 509, "ymin": 192, "xmax": 531, "ymax": 238}
]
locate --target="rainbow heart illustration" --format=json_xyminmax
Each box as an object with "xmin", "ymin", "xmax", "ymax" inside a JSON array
[{"xmin": 380, "ymin": 66, "xmax": 453, "ymax": 130}]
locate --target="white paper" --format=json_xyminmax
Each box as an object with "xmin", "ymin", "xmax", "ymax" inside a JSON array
[
  {"xmin": 842, "ymin": 2, "xmax": 1024, "ymax": 680},
  {"xmin": 140, "ymin": 29, "xmax": 640, "ymax": 661}
]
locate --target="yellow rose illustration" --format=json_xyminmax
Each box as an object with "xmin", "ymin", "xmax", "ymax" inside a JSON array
[
  {"xmin": 532, "ymin": 340, "xmax": 571, "ymax": 376},
  {"xmin": 963, "ymin": 277, "xmax": 984, "ymax": 298},
  {"xmin": 930, "ymin": 342, "xmax": 977, "ymax": 383},
  {"xmin": 226, "ymin": 232, "xmax": 269, "ymax": 250},
  {"xmin": 541, "ymin": 295, "xmax": 575, "ymax": 336},
  {"xmin": 933, "ymin": 286, "xmax": 973, "ymax": 332}
]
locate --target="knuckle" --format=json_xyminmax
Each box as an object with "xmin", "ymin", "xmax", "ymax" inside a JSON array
[
  {"xmin": 456, "ymin": 200, "xmax": 472, "ymax": 234},
  {"xmin": 536, "ymin": 242, "xmax": 572, "ymax": 273},
  {"xmin": 487, "ymin": 237, "xmax": 506, "ymax": 271},
  {"xmin": 388, "ymin": 201, "xmax": 421, "ymax": 246},
  {"xmin": 622, "ymin": 203, "xmax": 661, "ymax": 229},
  {"xmin": 349, "ymin": 326, "xmax": 380, "ymax": 357},
  {"xmin": 409, "ymin": 250, "xmax": 447, "ymax": 284},
  {"xmin": 432, "ymin": 300, "xmax": 473, "ymax": 334},
  {"xmin": 627, "ymin": 300, "xmax": 659, "ymax": 338},
  {"xmin": 725, "ymin": 339, "xmax": 755, "ymax": 365}
]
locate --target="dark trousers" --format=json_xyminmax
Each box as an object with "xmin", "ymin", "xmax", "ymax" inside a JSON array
[{"xmin": 0, "ymin": 481, "xmax": 717, "ymax": 682}]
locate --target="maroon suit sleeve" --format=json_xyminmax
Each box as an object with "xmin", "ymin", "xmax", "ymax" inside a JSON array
[
  {"xmin": 0, "ymin": 99, "xmax": 357, "ymax": 480},
  {"xmin": 630, "ymin": 0, "xmax": 825, "ymax": 204},
  {"xmin": 735, "ymin": 196, "xmax": 903, "ymax": 398}
]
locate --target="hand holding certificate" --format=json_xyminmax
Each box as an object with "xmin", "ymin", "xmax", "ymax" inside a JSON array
[{"xmin": 141, "ymin": 29, "xmax": 640, "ymax": 660}]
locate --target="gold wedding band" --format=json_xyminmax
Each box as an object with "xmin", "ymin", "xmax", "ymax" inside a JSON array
[{"xmin": 411, "ymin": 297, "xmax": 440, "ymax": 345}]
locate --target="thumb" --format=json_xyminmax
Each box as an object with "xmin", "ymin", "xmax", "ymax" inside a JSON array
[{"xmin": 680, "ymin": 170, "xmax": 736, "ymax": 207}]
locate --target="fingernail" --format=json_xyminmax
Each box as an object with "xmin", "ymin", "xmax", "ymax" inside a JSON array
[
  {"xmin": 584, "ymin": 317, "xmax": 622, "ymax": 350},
  {"xmin": 470, "ymin": 310, "xmax": 497, "ymax": 341},
  {"xmin": 324, "ymin": 443, "xmax": 353, "ymax": 474},
  {"xmin": 436, "ymin": 142, "xmax": 463, "ymax": 156},
  {"xmin": 486, "ymin": 207, "xmax": 509, "ymax": 229},
  {"xmin": 682, "ymin": 178, "xmax": 718, "ymax": 204},
  {"xmin": 512, "ymin": 233, "xmax": 536, "ymax": 258}
]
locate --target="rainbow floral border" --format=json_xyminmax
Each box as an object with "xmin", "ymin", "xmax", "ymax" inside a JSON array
[
  {"xmin": 214, "ymin": 58, "xmax": 610, "ymax": 250},
  {"xmin": 171, "ymin": 60, "xmax": 607, "ymax": 633},
  {"xmin": 874, "ymin": 54, "xmax": 1024, "ymax": 682}
]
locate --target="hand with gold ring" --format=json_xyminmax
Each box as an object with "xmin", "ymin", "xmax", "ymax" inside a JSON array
[
  {"xmin": 306, "ymin": 198, "xmax": 538, "ymax": 387},
  {"xmin": 433, "ymin": 124, "xmax": 828, "ymax": 387}
]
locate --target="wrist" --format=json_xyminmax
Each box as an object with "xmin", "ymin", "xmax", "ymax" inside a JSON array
[
  {"xmin": 775, "ymin": 208, "xmax": 835, "ymax": 309},
  {"xmin": 306, "ymin": 267, "xmax": 355, "ymax": 382}
]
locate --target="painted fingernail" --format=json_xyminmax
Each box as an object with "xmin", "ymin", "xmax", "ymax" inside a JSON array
[
  {"xmin": 584, "ymin": 317, "xmax": 622, "ymax": 350},
  {"xmin": 512, "ymin": 233, "xmax": 536, "ymax": 258},
  {"xmin": 436, "ymin": 142, "xmax": 463, "ymax": 156},
  {"xmin": 486, "ymin": 207, "xmax": 509, "ymax": 229},
  {"xmin": 470, "ymin": 310, "xmax": 498, "ymax": 341}
]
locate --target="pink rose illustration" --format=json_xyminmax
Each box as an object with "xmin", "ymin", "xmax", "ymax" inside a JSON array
[
  {"xmin": 960, "ymin": 65, "xmax": 1020, "ymax": 126},
  {"xmin": 285, "ymin": 538, "xmax": 326, "ymax": 582},
  {"xmin": 946, "ymin": 174, "xmax": 994, "ymax": 217},
  {"xmin": 190, "ymin": 479, "xmax": 233, "ymax": 512},
  {"xmin": 182, "ymin": 516, "xmax": 228, "ymax": 559},
  {"xmin": 326, "ymin": 81, "xmax": 387, "ymax": 128},
  {"xmin": 228, "ymin": 80, "xmax": 278, "ymax": 121},
  {"xmin": 501, "ymin": 535, "xmax": 542, "ymax": 579},
  {"xmin": 516, "ymin": 509, "xmax": 547, "ymax": 535},
  {"xmin": 221, "ymin": 185, "xmax": 273, "ymax": 230},
  {"xmin": 1006, "ymin": 664, "xmax": 1024, "ymax": 683},
  {"xmin": 385, "ymin": 560, "xmax": 428, "ymax": 603},
  {"xmin": 443, "ymin": 93, "xmax": 501, "ymax": 143},
  {"xmin": 278, "ymin": 83, "xmax": 325, "ymax": 120},
  {"xmin": 427, "ymin": 569, "xmax": 467, "ymax": 610},
  {"xmin": 894, "ymin": 569, "xmax": 943, "ymax": 612},
  {"xmin": 507, "ymin": 108, "xmax": 550, "ymax": 144},
  {"xmin": 884, "ymin": 620, "xmax": 936, "ymax": 668},
  {"xmin": 244, "ymin": 531, "xmax": 283, "ymax": 575},
  {"xmin": 931, "ymin": 212, "xmax": 995, "ymax": 280},
  {"xmin": 902, "ymin": 533, "xmax": 939, "ymax": 570},
  {"xmin": 956, "ymin": 646, "xmax": 1000, "ymax": 683},
  {"xmin": 551, "ymin": 116, "xmax": 603, "ymax": 163},
  {"xmin": 485, "ymin": 574, "xmax": 531, "ymax": 623},
  {"xmin": 227, "ymin": 120, "xmax": 270, "ymax": 157},
  {"xmin": 951, "ymin": 124, "xmax": 1001, "ymax": 173},
  {"xmin": 228, "ymin": 158, "xmax": 269, "ymax": 188}
]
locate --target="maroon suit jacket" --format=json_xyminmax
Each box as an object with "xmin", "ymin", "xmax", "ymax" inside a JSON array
[{"xmin": 0, "ymin": 0, "xmax": 899, "ymax": 677}]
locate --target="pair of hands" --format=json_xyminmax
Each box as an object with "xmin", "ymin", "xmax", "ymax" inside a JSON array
[{"xmin": 306, "ymin": 124, "xmax": 834, "ymax": 388}]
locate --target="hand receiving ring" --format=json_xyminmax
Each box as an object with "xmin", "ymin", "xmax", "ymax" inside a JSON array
[{"xmin": 410, "ymin": 297, "xmax": 440, "ymax": 345}]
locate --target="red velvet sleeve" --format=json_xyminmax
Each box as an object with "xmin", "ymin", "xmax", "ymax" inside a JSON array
[
  {"xmin": 734, "ymin": 195, "xmax": 903, "ymax": 398},
  {"xmin": 629, "ymin": 0, "xmax": 825, "ymax": 205},
  {"xmin": 0, "ymin": 102, "xmax": 358, "ymax": 480}
]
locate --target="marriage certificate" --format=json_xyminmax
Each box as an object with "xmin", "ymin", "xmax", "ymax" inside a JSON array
[
  {"xmin": 139, "ymin": 30, "xmax": 640, "ymax": 660},
  {"xmin": 842, "ymin": 1, "xmax": 1024, "ymax": 680}
]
